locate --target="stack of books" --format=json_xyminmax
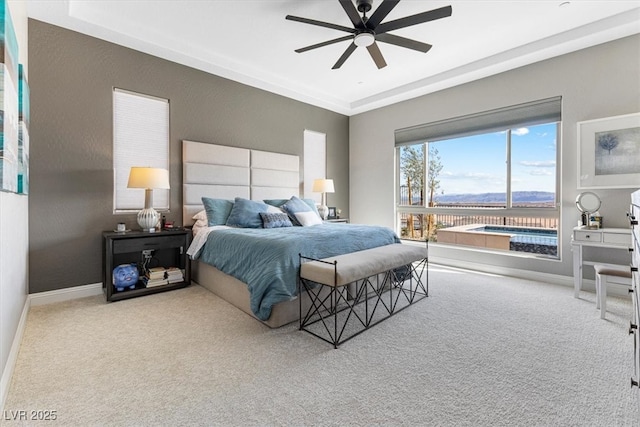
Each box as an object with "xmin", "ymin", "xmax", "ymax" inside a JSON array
[
  {"xmin": 142, "ymin": 267, "xmax": 185, "ymax": 288},
  {"xmin": 166, "ymin": 267, "xmax": 184, "ymax": 284},
  {"xmin": 143, "ymin": 267, "xmax": 169, "ymax": 288}
]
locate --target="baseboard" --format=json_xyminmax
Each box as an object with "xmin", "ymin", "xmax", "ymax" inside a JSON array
[
  {"xmin": 429, "ymin": 257, "xmax": 631, "ymax": 298},
  {"xmin": 0, "ymin": 297, "xmax": 30, "ymax": 412},
  {"xmin": 29, "ymin": 282, "xmax": 103, "ymax": 307},
  {"xmin": 430, "ymin": 255, "xmax": 573, "ymax": 286}
]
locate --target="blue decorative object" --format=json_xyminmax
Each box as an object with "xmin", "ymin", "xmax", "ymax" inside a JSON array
[{"xmin": 113, "ymin": 263, "xmax": 139, "ymax": 291}]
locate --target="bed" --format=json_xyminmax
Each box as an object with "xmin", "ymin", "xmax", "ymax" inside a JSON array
[{"xmin": 182, "ymin": 140, "xmax": 399, "ymax": 328}]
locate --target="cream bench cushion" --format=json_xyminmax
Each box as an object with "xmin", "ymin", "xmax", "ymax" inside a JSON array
[{"xmin": 300, "ymin": 243, "xmax": 427, "ymax": 287}]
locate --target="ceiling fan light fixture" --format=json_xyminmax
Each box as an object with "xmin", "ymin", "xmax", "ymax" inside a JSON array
[{"xmin": 354, "ymin": 32, "xmax": 375, "ymax": 47}]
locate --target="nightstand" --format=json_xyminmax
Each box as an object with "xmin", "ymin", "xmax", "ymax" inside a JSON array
[
  {"xmin": 103, "ymin": 229, "xmax": 191, "ymax": 302},
  {"xmin": 325, "ymin": 218, "xmax": 349, "ymax": 223}
]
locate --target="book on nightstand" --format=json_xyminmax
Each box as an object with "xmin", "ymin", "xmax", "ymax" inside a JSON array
[
  {"xmin": 146, "ymin": 267, "xmax": 167, "ymax": 280},
  {"xmin": 142, "ymin": 276, "xmax": 169, "ymax": 288},
  {"xmin": 166, "ymin": 267, "xmax": 184, "ymax": 283}
]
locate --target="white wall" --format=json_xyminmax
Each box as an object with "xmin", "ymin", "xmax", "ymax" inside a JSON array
[
  {"xmin": 1, "ymin": 0, "xmax": 28, "ymax": 409},
  {"xmin": 350, "ymin": 35, "xmax": 640, "ymax": 279}
]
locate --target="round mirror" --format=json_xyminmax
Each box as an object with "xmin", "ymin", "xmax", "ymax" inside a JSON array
[{"xmin": 575, "ymin": 191, "xmax": 601, "ymax": 214}]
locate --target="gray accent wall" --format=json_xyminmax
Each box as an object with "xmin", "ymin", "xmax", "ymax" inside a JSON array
[
  {"xmin": 350, "ymin": 34, "xmax": 640, "ymax": 280},
  {"xmin": 28, "ymin": 19, "xmax": 349, "ymax": 294}
]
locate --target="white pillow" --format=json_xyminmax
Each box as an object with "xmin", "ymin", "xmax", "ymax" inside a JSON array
[
  {"xmin": 295, "ymin": 211, "xmax": 323, "ymax": 227},
  {"xmin": 191, "ymin": 219, "xmax": 208, "ymax": 236},
  {"xmin": 192, "ymin": 210, "xmax": 207, "ymax": 221}
]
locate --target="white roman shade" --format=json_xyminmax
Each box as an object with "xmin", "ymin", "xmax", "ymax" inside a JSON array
[
  {"xmin": 395, "ymin": 96, "xmax": 562, "ymax": 146},
  {"xmin": 113, "ymin": 88, "xmax": 170, "ymax": 212}
]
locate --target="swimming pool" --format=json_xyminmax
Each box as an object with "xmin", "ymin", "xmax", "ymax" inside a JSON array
[{"xmin": 471, "ymin": 226, "xmax": 558, "ymax": 255}]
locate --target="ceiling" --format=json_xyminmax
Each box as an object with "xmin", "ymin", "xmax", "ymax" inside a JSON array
[{"xmin": 27, "ymin": 1, "xmax": 640, "ymax": 116}]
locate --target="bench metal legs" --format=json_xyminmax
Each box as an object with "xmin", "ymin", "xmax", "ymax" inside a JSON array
[{"xmin": 298, "ymin": 257, "xmax": 428, "ymax": 348}]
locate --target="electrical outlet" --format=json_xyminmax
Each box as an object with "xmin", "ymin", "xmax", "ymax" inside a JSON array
[{"xmin": 142, "ymin": 250, "xmax": 153, "ymax": 257}]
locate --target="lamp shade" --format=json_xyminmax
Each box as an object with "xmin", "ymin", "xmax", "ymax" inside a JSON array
[
  {"xmin": 127, "ymin": 167, "xmax": 170, "ymax": 189},
  {"xmin": 312, "ymin": 178, "xmax": 334, "ymax": 193}
]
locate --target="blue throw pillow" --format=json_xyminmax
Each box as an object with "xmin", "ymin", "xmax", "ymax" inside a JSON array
[
  {"xmin": 265, "ymin": 198, "xmax": 320, "ymax": 217},
  {"xmin": 302, "ymin": 199, "xmax": 321, "ymax": 217},
  {"xmin": 282, "ymin": 196, "xmax": 314, "ymax": 226},
  {"xmin": 259, "ymin": 212, "xmax": 293, "ymax": 229},
  {"xmin": 226, "ymin": 197, "xmax": 269, "ymax": 228},
  {"xmin": 202, "ymin": 197, "xmax": 234, "ymax": 226}
]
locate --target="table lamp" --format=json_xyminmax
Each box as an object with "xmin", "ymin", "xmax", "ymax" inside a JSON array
[
  {"xmin": 312, "ymin": 178, "xmax": 334, "ymax": 220},
  {"xmin": 127, "ymin": 167, "xmax": 170, "ymax": 232}
]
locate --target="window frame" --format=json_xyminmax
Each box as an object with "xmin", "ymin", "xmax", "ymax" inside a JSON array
[{"xmin": 395, "ymin": 100, "xmax": 561, "ymax": 254}]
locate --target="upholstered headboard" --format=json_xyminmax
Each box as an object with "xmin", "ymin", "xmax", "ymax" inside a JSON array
[{"xmin": 182, "ymin": 140, "xmax": 300, "ymax": 226}]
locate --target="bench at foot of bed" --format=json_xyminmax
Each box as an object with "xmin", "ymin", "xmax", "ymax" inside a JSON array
[{"xmin": 298, "ymin": 243, "xmax": 428, "ymax": 348}]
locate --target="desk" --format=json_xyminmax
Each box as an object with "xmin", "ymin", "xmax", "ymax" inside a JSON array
[{"xmin": 571, "ymin": 226, "xmax": 631, "ymax": 298}]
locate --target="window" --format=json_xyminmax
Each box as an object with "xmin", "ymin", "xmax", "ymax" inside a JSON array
[
  {"xmin": 396, "ymin": 97, "xmax": 560, "ymax": 258},
  {"xmin": 303, "ymin": 129, "xmax": 326, "ymax": 205},
  {"xmin": 113, "ymin": 88, "xmax": 170, "ymax": 212}
]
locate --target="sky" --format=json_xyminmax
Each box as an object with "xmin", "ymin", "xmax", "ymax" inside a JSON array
[{"xmin": 427, "ymin": 122, "xmax": 557, "ymax": 196}]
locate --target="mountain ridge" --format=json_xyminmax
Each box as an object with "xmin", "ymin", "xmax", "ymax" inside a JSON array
[{"xmin": 434, "ymin": 191, "xmax": 554, "ymax": 204}]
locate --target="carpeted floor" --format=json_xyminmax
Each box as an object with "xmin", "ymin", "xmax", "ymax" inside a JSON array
[{"xmin": 2, "ymin": 265, "xmax": 639, "ymax": 426}]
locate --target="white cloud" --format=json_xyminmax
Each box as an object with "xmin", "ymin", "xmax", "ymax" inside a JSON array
[
  {"xmin": 512, "ymin": 128, "xmax": 529, "ymax": 136},
  {"xmin": 442, "ymin": 171, "xmax": 498, "ymax": 180},
  {"xmin": 519, "ymin": 160, "xmax": 556, "ymax": 167},
  {"xmin": 530, "ymin": 169, "xmax": 553, "ymax": 176}
]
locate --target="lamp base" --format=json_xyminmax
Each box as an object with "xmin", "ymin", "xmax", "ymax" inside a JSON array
[
  {"xmin": 317, "ymin": 205, "xmax": 328, "ymax": 220},
  {"xmin": 137, "ymin": 207, "xmax": 160, "ymax": 232}
]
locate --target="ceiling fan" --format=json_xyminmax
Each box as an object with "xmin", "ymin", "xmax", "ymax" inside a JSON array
[{"xmin": 286, "ymin": 0, "xmax": 452, "ymax": 70}]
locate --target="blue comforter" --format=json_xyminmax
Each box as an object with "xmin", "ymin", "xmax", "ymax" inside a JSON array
[{"xmin": 193, "ymin": 223, "xmax": 400, "ymax": 320}]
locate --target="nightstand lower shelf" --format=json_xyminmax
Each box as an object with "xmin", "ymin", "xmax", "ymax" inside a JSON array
[{"xmin": 107, "ymin": 280, "xmax": 190, "ymax": 302}]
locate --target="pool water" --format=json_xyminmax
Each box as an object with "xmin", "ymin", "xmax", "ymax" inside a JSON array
[{"xmin": 472, "ymin": 226, "xmax": 558, "ymax": 256}]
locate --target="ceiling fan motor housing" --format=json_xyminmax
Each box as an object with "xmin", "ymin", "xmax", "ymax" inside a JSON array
[{"xmin": 357, "ymin": 0, "xmax": 373, "ymax": 15}]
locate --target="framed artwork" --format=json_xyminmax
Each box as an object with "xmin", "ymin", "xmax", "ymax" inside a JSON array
[
  {"xmin": 0, "ymin": 0, "xmax": 19, "ymax": 193},
  {"xmin": 578, "ymin": 112, "xmax": 640, "ymax": 189},
  {"xmin": 18, "ymin": 63, "xmax": 29, "ymax": 194},
  {"xmin": 327, "ymin": 207, "xmax": 337, "ymax": 219}
]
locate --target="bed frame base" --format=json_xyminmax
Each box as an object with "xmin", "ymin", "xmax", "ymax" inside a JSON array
[{"xmin": 193, "ymin": 260, "xmax": 329, "ymax": 328}]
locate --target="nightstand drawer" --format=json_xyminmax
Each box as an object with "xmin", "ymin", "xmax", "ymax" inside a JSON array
[{"xmin": 113, "ymin": 235, "xmax": 186, "ymax": 254}]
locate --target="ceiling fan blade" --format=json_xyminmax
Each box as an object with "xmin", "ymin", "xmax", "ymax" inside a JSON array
[
  {"xmin": 286, "ymin": 15, "xmax": 356, "ymax": 34},
  {"xmin": 375, "ymin": 5, "xmax": 452, "ymax": 34},
  {"xmin": 295, "ymin": 35, "xmax": 354, "ymax": 53},
  {"xmin": 367, "ymin": 42, "xmax": 387, "ymax": 69},
  {"xmin": 332, "ymin": 42, "xmax": 358, "ymax": 69},
  {"xmin": 375, "ymin": 33, "xmax": 432, "ymax": 53},
  {"xmin": 366, "ymin": 0, "xmax": 400, "ymax": 29},
  {"xmin": 339, "ymin": 0, "xmax": 364, "ymax": 28}
]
